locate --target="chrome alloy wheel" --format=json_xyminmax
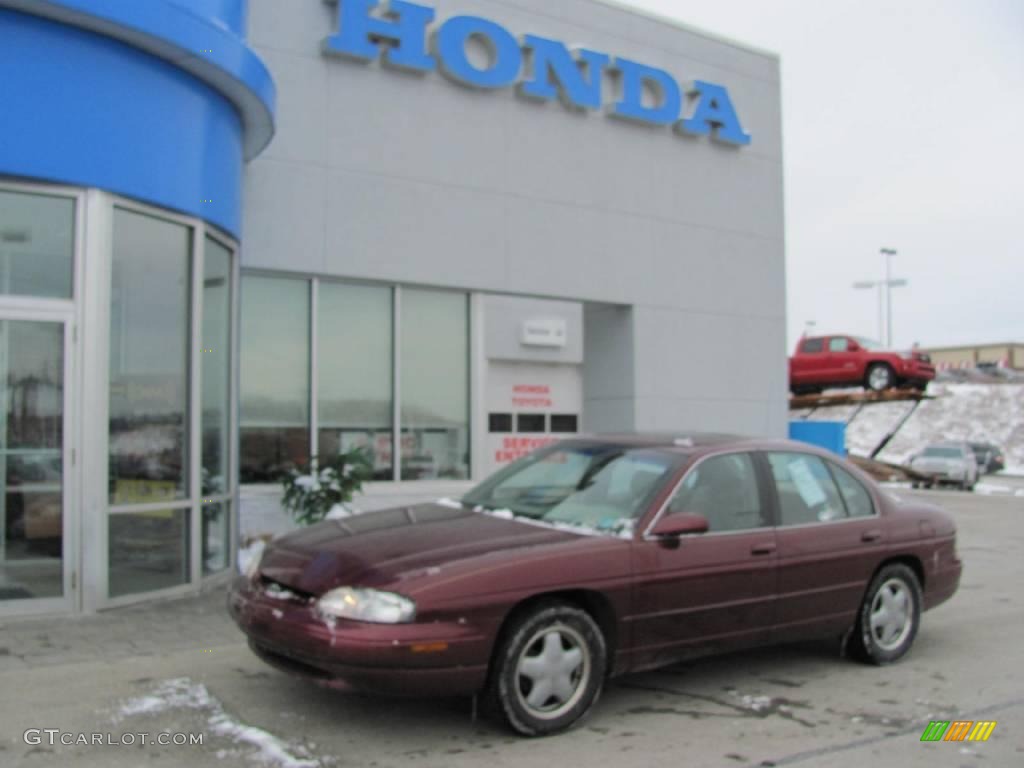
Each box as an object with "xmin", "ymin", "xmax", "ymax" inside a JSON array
[
  {"xmin": 514, "ymin": 624, "xmax": 591, "ymax": 720},
  {"xmin": 868, "ymin": 365, "xmax": 893, "ymax": 391},
  {"xmin": 869, "ymin": 578, "xmax": 913, "ymax": 651}
]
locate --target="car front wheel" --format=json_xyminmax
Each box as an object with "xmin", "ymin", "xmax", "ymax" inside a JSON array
[
  {"xmin": 487, "ymin": 602, "xmax": 606, "ymax": 736},
  {"xmin": 866, "ymin": 363, "xmax": 895, "ymax": 391},
  {"xmin": 850, "ymin": 564, "xmax": 922, "ymax": 664}
]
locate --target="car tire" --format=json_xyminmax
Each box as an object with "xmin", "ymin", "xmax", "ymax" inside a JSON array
[
  {"xmin": 865, "ymin": 363, "xmax": 895, "ymax": 392},
  {"xmin": 849, "ymin": 564, "xmax": 922, "ymax": 665},
  {"xmin": 486, "ymin": 602, "xmax": 606, "ymax": 737}
]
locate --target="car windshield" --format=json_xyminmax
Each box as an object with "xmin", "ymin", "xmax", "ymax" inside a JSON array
[
  {"xmin": 462, "ymin": 443, "xmax": 680, "ymax": 534},
  {"xmin": 922, "ymin": 446, "xmax": 963, "ymax": 459}
]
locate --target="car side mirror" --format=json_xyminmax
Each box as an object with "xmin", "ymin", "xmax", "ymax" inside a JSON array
[
  {"xmin": 651, "ymin": 512, "xmax": 709, "ymax": 538},
  {"xmin": 847, "ymin": 342, "xmax": 860, "ymax": 352}
]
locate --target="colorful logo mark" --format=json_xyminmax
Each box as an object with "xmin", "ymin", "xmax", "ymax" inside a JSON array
[{"xmin": 920, "ymin": 720, "xmax": 997, "ymax": 742}]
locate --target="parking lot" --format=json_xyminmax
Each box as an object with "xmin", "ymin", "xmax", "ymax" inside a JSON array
[{"xmin": 1, "ymin": 481, "xmax": 1021, "ymax": 768}]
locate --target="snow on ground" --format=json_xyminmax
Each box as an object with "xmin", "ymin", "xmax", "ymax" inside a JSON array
[
  {"xmin": 795, "ymin": 382, "xmax": 1024, "ymax": 468},
  {"xmin": 116, "ymin": 678, "xmax": 323, "ymax": 768}
]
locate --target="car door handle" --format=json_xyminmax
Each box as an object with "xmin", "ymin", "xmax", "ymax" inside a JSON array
[
  {"xmin": 751, "ymin": 542, "xmax": 777, "ymax": 556},
  {"xmin": 861, "ymin": 529, "xmax": 883, "ymax": 543}
]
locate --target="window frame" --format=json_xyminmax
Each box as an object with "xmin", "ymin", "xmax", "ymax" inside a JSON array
[
  {"xmin": 239, "ymin": 272, "xmax": 473, "ymax": 485},
  {"xmin": 828, "ymin": 337, "xmax": 849, "ymax": 352},
  {"xmin": 643, "ymin": 449, "xmax": 775, "ymax": 540},
  {"xmin": 757, "ymin": 450, "xmax": 881, "ymax": 529},
  {"xmin": 823, "ymin": 459, "xmax": 877, "ymax": 520},
  {"xmin": 101, "ymin": 194, "xmax": 239, "ymax": 608}
]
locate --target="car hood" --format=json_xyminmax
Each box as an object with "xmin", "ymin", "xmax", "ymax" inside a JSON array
[{"xmin": 257, "ymin": 503, "xmax": 586, "ymax": 595}]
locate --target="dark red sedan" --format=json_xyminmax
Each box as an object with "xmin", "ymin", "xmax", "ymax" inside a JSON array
[{"xmin": 228, "ymin": 435, "xmax": 961, "ymax": 736}]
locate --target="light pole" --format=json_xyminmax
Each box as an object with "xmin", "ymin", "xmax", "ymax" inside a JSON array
[
  {"xmin": 853, "ymin": 249, "xmax": 907, "ymax": 347},
  {"xmin": 880, "ymin": 248, "xmax": 899, "ymax": 347}
]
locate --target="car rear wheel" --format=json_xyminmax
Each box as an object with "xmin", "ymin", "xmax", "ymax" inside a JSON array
[
  {"xmin": 486, "ymin": 602, "xmax": 606, "ymax": 736},
  {"xmin": 866, "ymin": 363, "xmax": 895, "ymax": 392},
  {"xmin": 849, "ymin": 564, "xmax": 921, "ymax": 664}
]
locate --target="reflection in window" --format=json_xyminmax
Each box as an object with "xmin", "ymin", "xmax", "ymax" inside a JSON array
[
  {"xmin": 109, "ymin": 510, "xmax": 190, "ymax": 597},
  {"xmin": 240, "ymin": 276, "xmax": 310, "ymax": 482},
  {"xmin": 202, "ymin": 238, "xmax": 232, "ymax": 495},
  {"xmin": 669, "ymin": 453, "xmax": 764, "ymax": 532},
  {"xmin": 2, "ymin": 320, "xmax": 65, "ymax": 598},
  {"xmin": 768, "ymin": 452, "xmax": 847, "ymax": 526},
  {"xmin": 0, "ymin": 190, "xmax": 74, "ymax": 299},
  {"xmin": 109, "ymin": 209, "xmax": 190, "ymax": 504},
  {"xmin": 829, "ymin": 463, "xmax": 874, "ymax": 518},
  {"xmin": 464, "ymin": 444, "xmax": 674, "ymax": 528},
  {"xmin": 317, "ymin": 282, "xmax": 392, "ymax": 480},
  {"xmin": 202, "ymin": 502, "xmax": 230, "ymax": 575},
  {"xmin": 400, "ymin": 289, "xmax": 469, "ymax": 480}
]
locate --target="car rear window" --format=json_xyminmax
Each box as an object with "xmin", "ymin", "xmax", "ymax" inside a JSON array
[
  {"xmin": 801, "ymin": 338, "xmax": 824, "ymax": 353},
  {"xmin": 922, "ymin": 446, "xmax": 964, "ymax": 459}
]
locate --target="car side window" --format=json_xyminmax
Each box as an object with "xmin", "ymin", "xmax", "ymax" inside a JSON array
[
  {"xmin": 801, "ymin": 338, "xmax": 823, "ymax": 353},
  {"xmin": 767, "ymin": 452, "xmax": 847, "ymax": 526},
  {"xmin": 828, "ymin": 463, "xmax": 875, "ymax": 518},
  {"xmin": 667, "ymin": 453, "xmax": 765, "ymax": 532},
  {"xmin": 828, "ymin": 337, "xmax": 848, "ymax": 352}
]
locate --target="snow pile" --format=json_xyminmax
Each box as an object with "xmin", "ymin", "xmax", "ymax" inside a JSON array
[
  {"xmin": 325, "ymin": 503, "xmax": 360, "ymax": 520},
  {"xmin": 798, "ymin": 382, "xmax": 1024, "ymax": 470},
  {"xmin": 116, "ymin": 678, "xmax": 321, "ymax": 768}
]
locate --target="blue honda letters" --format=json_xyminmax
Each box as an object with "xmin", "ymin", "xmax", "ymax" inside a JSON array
[{"xmin": 324, "ymin": 0, "xmax": 751, "ymax": 146}]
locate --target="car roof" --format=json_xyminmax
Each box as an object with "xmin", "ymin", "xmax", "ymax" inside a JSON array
[{"xmin": 564, "ymin": 432, "xmax": 817, "ymax": 455}]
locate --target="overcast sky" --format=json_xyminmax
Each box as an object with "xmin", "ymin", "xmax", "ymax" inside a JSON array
[{"xmin": 624, "ymin": 0, "xmax": 1023, "ymax": 350}]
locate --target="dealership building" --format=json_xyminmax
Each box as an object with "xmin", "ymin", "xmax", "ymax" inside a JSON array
[{"xmin": 0, "ymin": 0, "xmax": 785, "ymax": 615}]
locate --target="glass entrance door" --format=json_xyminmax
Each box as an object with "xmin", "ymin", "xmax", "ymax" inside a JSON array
[{"xmin": 0, "ymin": 317, "xmax": 72, "ymax": 610}]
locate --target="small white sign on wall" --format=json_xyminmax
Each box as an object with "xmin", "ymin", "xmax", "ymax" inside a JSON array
[{"xmin": 521, "ymin": 317, "xmax": 567, "ymax": 348}]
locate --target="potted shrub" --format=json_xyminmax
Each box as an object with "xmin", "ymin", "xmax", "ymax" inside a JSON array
[{"xmin": 280, "ymin": 447, "xmax": 373, "ymax": 526}]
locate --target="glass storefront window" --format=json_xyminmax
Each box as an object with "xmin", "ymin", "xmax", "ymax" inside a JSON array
[
  {"xmin": 202, "ymin": 238, "xmax": 232, "ymax": 495},
  {"xmin": 108, "ymin": 509, "xmax": 190, "ymax": 597},
  {"xmin": 318, "ymin": 282, "xmax": 393, "ymax": 480},
  {"xmin": 400, "ymin": 289, "xmax": 469, "ymax": 480},
  {"xmin": 0, "ymin": 190, "xmax": 73, "ymax": 299},
  {"xmin": 109, "ymin": 209, "xmax": 191, "ymax": 504},
  {"xmin": 202, "ymin": 501, "xmax": 230, "ymax": 575},
  {"xmin": 237, "ymin": 277, "xmax": 472, "ymax": 486},
  {"xmin": 1, "ymin": 320, "xmax": 65, "ymax": 600},
  {"xmin": 240, "ymin": 276, "xmax": 310, "ymax": 482}
]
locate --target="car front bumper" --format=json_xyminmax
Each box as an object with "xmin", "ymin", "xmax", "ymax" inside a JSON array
[
  {"xmin": 228, "ymin": 576, "xmax": 492, "ymax": 696},
  {"xmin": 898, "ymin": 360, "xmax": 936, "ymax": 381}
]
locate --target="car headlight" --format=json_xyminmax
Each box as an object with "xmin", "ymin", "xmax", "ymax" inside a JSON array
[{"xmin": 317, "ymin": 587, "xmax": 416, "ymax": 624}]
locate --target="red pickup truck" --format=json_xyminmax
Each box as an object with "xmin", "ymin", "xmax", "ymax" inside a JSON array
[{"xmin": 789, "ymin": 335, "xmax": 935, "ymax": 394}]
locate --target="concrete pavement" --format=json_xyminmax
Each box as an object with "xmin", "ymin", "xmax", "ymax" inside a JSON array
[{"xmin": 1, "ymin": 484, "xmax": 1021, "ymax": 768}]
